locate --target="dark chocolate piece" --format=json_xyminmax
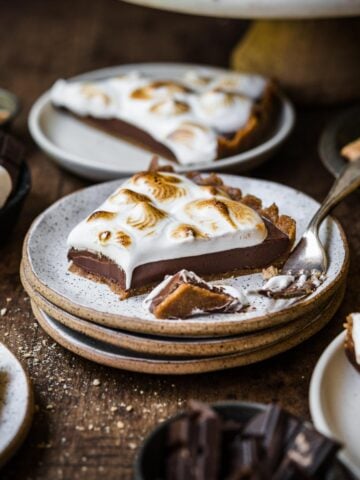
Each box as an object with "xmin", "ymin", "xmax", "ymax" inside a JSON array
[
  {"xmin": 164, "ymin": 402, "xmax": 350, "ymax": 480},
  {"xmin": 226, "ymin": 437, "xmax": 264, "ymax": 480},
  {"xmin": 167, "ymin": 401, "xmax": 222, "ymax": 480},
  {"xmin": 243, "ymin": 404, "xmax": 287, "ymax": 473}
]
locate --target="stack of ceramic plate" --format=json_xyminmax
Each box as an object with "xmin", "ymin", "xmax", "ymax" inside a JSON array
[{"xmin": 20, "ymin": 174, "xmax": 349, "ymax": 375}]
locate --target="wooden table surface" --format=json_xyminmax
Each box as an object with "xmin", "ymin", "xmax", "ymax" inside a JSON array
[{"xmin": 1, "ymin": 1, "xmax": 359, "ymax": 479}]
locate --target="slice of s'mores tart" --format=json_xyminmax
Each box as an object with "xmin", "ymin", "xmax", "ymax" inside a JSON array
[
  {"xmin": 67, "ymin": 170, "xmax": 295, "ymax": 299},
  {"xmin": 344, "ymin": 313, "xmax": 360, "ymax": 372},
  {"xmin": 50, "ymin": 70, "xmax": 279, "ymax": 166}
]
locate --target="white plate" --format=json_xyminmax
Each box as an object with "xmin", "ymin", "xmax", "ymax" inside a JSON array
[
  {"xmin": 0, "ymin": 343, "xmax": 33, "ymax": 468},
  {"xmin": 24, "ymin": 174, "xmax": 348, "ymax": 336},
  {"xmin": 121, "ymin": 0, "xmax": 360, "ymax": 19},
  {"xmin": 310, "ymin": 332, "xmax": 360, "ymax": 478},
  {"xmin": 28, "ymin": 63, "xmax": 295, "ymax": 181}
]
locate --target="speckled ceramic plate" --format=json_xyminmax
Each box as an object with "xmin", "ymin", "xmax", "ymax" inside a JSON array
[
  {"xmin": 121, "ymin": 0, "xmax": 360, "ymax": 19},
  {"xmin": 310, "ymin": 332, "xmax": 360, "ymax": 478},
  {"xmin": 22, "ymin": 264, "xmax": 345, "ymax": 358},
  {"xmin": 319, "ymin": 105, "xmax": 360, "ymax": 178},
  {"xmin": 30, "ymin": 286, "xmax": 344, "ymax": 374},
  {"xmin": 0, "ymin": 343, "xmax": 33, "ymax": 468},
  {"xmin": 22, "ymin": 174, "xmax": 349, "ymax": 338},
  {"xmin": 28, "ymin": 63, "xmax": 295, "ymax": 181}
]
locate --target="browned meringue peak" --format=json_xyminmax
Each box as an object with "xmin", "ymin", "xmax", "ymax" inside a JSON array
[
  {"xmin": 199, "ymin": 90, "xmax": 236, "ymax": 113},
  {"xmin": 149, "ymin": 99, "xmax": 190, "ymax": 116},
  {"xmin": 199, "ymin": 185, "xmax": 231, "ymax": 198},
  {"xmin": 170, "ymin": 224, "xmax": 208, "ymax": 241},
  {"xmin": 115, "ymin": 230, "xmax": 132, "ymax": 248},
  {"xmin": 131, "ymin": 171, "xmax": 186, "ymax": 202},
  {"xmin": 166, "ymin": 122, "xmax": 210, "ymax": 147},
  {"xmin": 80, "ymin": 84, "xmax": 111, "ymax": 105},
  {"xmin": 98, "ymin": 229, "xmax": 132, "ymax": 248},
  {"xmin": 130, "ymin": 80, "xmax": 187, "ymax": 100},
  {"xmin": 109, "ymin": 188, "xmax": 151, "ymax": 205},
  {"xmin": 87, "ymin": 210, "xmax": 118, "ymax": 222},
  {"xmin": 98, "ymin": 230, "xmax": 112, "ymax": 245},
  {"xmin": 183, "ymin": 71, "xmax": 214, "ymax": 87},
  {"xmin": 185, "ymin": 197, "xmax": 266, "ymax": 231},
  {"xmin": 126, "ymin": 202, "xmax": 168, "ymax": 231}
]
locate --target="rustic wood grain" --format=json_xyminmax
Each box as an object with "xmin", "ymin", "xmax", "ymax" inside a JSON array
[{"xmin": 0, "ymin": 1, "xmax": 359, "ymax": 479}]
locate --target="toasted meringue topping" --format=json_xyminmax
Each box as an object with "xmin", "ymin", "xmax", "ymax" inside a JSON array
[
  {"xmin": 51, "ymin": 70, "xmax": 268, "ymax": 165},
  {"xmin": 184, "ymin": 197, "xmax": 265, "ymax": 234},
  {"xmin": 191, "ymin": 91, "xmax": 254, "ymax": 134},
  {"xmin": 170, "ymin": 224, "xmax": 207, "ymax": 241},
  {"xmin": 130, "ymin": 81, "xmax": 186, "ymax": 100},
  {"xmin": 98, "ymin": 230, "xmax": 112, "ymax": 244},
  {"xmin": 126, "ymin": 202, "xmax": 168, "ymax": 230},
  {"xmin": 87, "ymin": 211, "xmax": 117, "ymax": 222},
  {"xmin": 200, "ymin": 185, "xmax": 230, "ymax": 198},
  {"xmin": 110, "ymin": 188, "xmax": 151, "ymax": 205},
  {"xmin": 200, "ymin": 91, "xmax": 235, "ymax": 112},
  {"xmin": 212, "ymin": 73, "xmax": 267, "ymax": 99},
  {"xmin": 131, "ymin": 172, "xmax": 186, "ymax": 202},
  {"xmin": 67, "ymin": 171, "xmax": 268, "ymax": 289},
  {"xmin": 150, "ymin": 99, "xmax": 189, "ymax": 116},
  {"xmin": 182, "ymin": 71, "xmax": 214, "ymax": 89},
  {"xmin": 81, "ymin": 84, "xmax": 111, "ymax": 105},
  {"xmin": 116, "ymin": 231, "xmax": 132, "ymax": 248},
  {"xmin": 166, "ymin": 122, "xmax": 218, "ymax": 165}
]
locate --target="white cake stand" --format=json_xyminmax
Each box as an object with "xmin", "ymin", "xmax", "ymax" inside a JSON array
[{"xmin": 122, "ymin": 0, "xmax": 360, "ymax": 103}]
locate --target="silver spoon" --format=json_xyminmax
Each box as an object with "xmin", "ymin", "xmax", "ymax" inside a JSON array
[{"xmin": 282, "ymin": 140, "xmax": 360, "ymax": 275}]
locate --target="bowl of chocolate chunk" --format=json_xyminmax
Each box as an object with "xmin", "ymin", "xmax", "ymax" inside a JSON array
[
  {"xmin": 134, "ymin": 401, "xmax": 354, "ymax": 480},
  {"xmin": 0, "ymin": 132, "xmax": 30, "ymax": 244},
  {"xmin": 0, "ymin": 88, "xmax": 20, "ymax": 129}
]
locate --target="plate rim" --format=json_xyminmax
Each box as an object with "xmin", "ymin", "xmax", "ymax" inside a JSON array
[
  {"xmin": 30, "ymin": 288, "xmax": 344, "ymax": 375},
  {"xmin": 318, "ymin": 104, "xmax": 360, "ymax": 178},
  {"xmin": 309, "ymin": 331, "xmax": 360, "ymax": 478},
  {"xmin": 0, "ymin": 342, "xmax": 34, "ymax": 468},
  {"xmin": 22, "ymin": 174, "xmax": 350, "ymax": 337},
  {"xmin": 21, "ymin": 263, "xmax": 344, "ymax": 358},
  {"xmin": 120, "ymin": 0, "xmax": 360, "ymax": 19},
  {"xmin": 28, "ymin": 62, "xmax": 295, "ymax": 178}
]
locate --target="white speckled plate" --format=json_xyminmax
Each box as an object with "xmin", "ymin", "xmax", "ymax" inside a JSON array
[
  {"xmin": 28, "ymin": 63, "xmax": 295, "ymax": 181},
  {"xmin": 0, "ymin": 343, "xmax": 33, "ymax": 468},
  {"xmin": 121, "ymin": 0, "xmax": 360, "ymax": 19},
  {"xmin": 310, "ymin": 332, "xmax": 360, "ymax": 478},
  {"xmin": 30, "ymin": 287, "xmax": 344, "ymax": 374},
  {"xmin": 21, "ymin": 265, "xmax": 345, "ymax": 357},
  {"xmin": 23, "ymin": 174, "xmax": 349, "ymax": 337}
]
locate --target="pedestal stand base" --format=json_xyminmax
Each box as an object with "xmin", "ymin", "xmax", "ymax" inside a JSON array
[{"xmin": 231, "ymin": 18, "xmax": 360, "ymax": 104}]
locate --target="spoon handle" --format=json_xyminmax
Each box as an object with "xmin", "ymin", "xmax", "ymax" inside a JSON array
[{"xmin": 308, "ymin": 158, "xmax": 360, "ymax": 232}]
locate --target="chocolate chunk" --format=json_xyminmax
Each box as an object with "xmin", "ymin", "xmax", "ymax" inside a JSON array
[
  {"xmin": 164, "ymin": 402, "xmax": 347, "ymax": 480},
  {"xmin": 226, "ymin": 437, "xmax": 264, "ymax": 480},
  {"xmin": 243, "ymin": 404, "xmax": 287, "ymax": 472},
  {"xmin": 276, "ymin": 423, "xmax": 341, "ymax": 478},
  {"xmin": 167, "ymin": 402, "xmax": 222, "ymax": 480}
]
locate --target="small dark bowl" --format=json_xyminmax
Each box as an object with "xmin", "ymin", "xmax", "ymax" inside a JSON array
[
  {"xmin": 0, "ymin": 88, "xmax": 20, "ymax": 129},
  {"xmin": 134, "ymin": 401, "xmax": 266, "ymax": 480},
  {"xmin": 0, "ymin": 162, "xmax": 31, "ymax": 245},
  {"xmin": 319, "ymin": 105, "xmax": 360, "ymax": 178}
]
